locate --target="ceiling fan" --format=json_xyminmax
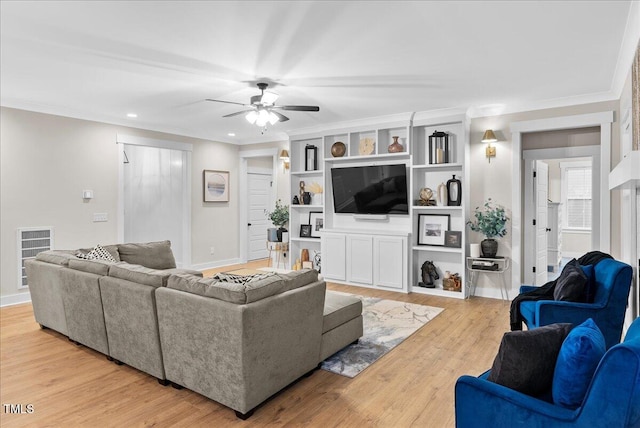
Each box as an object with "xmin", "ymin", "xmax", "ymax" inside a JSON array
[{"xmin": 206, "ymin": 82, "xmax": 320, "ymax": 128}]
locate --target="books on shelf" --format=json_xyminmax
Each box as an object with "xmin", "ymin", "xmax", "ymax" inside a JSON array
[{"xmin": 471, "ymin": 260, "xmax": 499, "ymax": 271}]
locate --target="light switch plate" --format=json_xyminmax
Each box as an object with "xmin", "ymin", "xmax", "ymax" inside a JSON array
[{"xmin": 93, "ymin": 213, "xmax": 108, "ymax": 222}]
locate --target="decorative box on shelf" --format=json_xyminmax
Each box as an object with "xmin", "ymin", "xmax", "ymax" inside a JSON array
[{"xmin": 442, "ymin": 273, "xmax": 462, "ymax": 292}]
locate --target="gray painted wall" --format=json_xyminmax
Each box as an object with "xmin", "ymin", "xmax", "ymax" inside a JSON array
[{"xmin": 1, "ymin": 107, "xmax": 240, "ymax": 299}]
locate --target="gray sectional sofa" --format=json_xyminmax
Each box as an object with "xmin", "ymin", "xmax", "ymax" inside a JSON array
[{"xmin": 25, "ymin": 240, "xmax": 363, "ymax": 419}]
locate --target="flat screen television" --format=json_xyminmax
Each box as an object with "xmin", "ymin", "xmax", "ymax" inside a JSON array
[{"xmin": 330, "ymin": 164, "xmax": 408, "ymax": 214}]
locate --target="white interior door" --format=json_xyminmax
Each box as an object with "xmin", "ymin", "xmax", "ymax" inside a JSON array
[
  {"xmin": 534, "ymin": 161, "xmax": 549, "ymax": 285},
  {"xmin": 524, "ymin": 160, "xmax": 549, "ymax": 285},
  {"xmin": 247, "ymin": 171, "xmax": 271, "ymax": 260},
  {"xmin": 123, "ymin": 144, "xmax": 187, "ymax": 266}
]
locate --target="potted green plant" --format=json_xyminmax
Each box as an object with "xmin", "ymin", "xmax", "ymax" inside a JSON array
[
  {"xmin": 266, "ymin": 199, "xmax": 289, "ymax": 242},
  {"xmin": 467, "ymin": 198, "xmax": 509, "ymax": 258}
]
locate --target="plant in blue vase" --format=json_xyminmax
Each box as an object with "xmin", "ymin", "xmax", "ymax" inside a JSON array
[{"xmin": 467, "ymin": 199, "xmax": 509, "ymax": 258}]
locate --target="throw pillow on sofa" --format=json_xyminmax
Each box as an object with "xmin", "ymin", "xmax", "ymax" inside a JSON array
[
  {"xmin": 117, "ymin": 240, "xmax": 176, "ymax": 270},
  {"xmin": 487, "ymin": 323, "xmax": 572, "ymax": 396},
  {"xmin": 553, "ymin": 258, "xmax": 588, "ymax": 302},
  {"xmin": 552, "ymin": 318, "xmax": 605, "ymax": 408},
  {"xmin": 75, "ymin": 244, "xmax": 117, "ymax": 262}
]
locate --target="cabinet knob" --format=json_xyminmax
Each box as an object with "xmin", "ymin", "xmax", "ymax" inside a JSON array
[
  {"xmin": 248, "ymin": 223, "xmax": 252, "ymax": 227},
  {"xmin": 546, "ymin": 228, "xmax": 551, "ymax": 232}
]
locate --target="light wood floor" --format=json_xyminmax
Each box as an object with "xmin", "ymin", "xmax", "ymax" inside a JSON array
[{"xmin": 1, "ymin": 260, "xmax": 511, "ymax": 427}]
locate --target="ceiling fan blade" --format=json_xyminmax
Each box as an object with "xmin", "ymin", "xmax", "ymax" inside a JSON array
[
  {"xmin": 273, "ymin": 105, "xmax": 320, "ymax": 112},
  {"xmin": 271, "ymin": 111, "xmax": 289, "ymax": 122},
  {"xmin": 206, "ymin": 98, "xmax": 249, "ymax": 107},
  {"xmin": 222, "ymin": 109, "xmax": 255, "ymax": 118}
]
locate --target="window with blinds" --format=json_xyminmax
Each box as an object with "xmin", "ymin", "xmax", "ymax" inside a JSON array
[{"xmin": 561, "ymin": 161, "xmax": 592, "ymax": 231}]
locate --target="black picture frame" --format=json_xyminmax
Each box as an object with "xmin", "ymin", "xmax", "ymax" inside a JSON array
[
  {"xmin": 300, "ymin": 224, "xmax": 312, "ymax": 238},
  {"xmin": 417, "ymin": 214, "xmax": 450, "ymax": 246},
  {"xmin": 305, "ymin": 144, "xmax": 318, "ymax": 171},
  {"xmin": 309, "ymin": 211, "xmax": 323, "ymax": 238},
  {"xmin": 444, "ymin": 231, "xmax": 462, "ymax": 248}
]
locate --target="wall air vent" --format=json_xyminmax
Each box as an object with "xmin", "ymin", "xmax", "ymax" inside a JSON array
[{"xmin": 17, "ymin": 227, "xmax": 53, "ymax": 289}]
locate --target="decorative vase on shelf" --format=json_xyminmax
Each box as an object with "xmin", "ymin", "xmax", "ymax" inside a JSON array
[
  {"xmin": 446, "ymin": 175, "xmax": 462, "ymax": 206},
  {"xmin": 331, "ymin": 141, "xmax": 346, "ymax": 157},
  {"xmin": 312, "ymin": 193, "xmax": 322, "ymax": 205},
  {"xmin": 436, "ymin": 182, "xmax": 447, "ymax": 206},
  {"xmin": 388, "ymin": 136, "xmax": 403, "ymax": 153},
  {"xmin": 481, "ymin": 239, "xmax": 498, "ymax": 258},
  {"xmin": 302, "ymin": 192, "xmax": 312, "ymax": 205},
  {"xmin": 470, "ymin": 243, "xmax": 481, "ymax": 258}
]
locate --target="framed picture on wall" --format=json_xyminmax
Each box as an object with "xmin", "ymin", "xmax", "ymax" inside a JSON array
[
  {"xmin": 309, "ymin": 211, "xmax": 323, "ymax": 238},
  {"xmin": 203, "ymin": 170, "xmax": 229, "ymax": 202},
  {"xmin": 417, "ymin": 214, "xmax": 450, "ymax": 246}
]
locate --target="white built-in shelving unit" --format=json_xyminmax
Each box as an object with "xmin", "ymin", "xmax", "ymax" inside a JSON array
[
  {"xmin": 287, "ymin": 112, "xmax": 469, "ymax": 298},
  {"xmin": 409, "ymin": 113, "xmax": 470, "ymax": 298}
]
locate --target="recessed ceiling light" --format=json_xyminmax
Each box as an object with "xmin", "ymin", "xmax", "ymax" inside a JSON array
[
  {"xmin": 228, "ymin": 133, "xmax": 236, "ymax": 137},
  {"xmin": 127, "ymin": 113, "xmax": 138, "ymax": 118}
]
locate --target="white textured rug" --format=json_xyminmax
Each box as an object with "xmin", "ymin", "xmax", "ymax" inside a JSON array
[{"xmin": 321, "ymin": 293, "xmax": 444, "ymax": 378}]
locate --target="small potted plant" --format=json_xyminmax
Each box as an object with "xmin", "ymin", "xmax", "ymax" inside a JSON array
[
  {"xmin": 266, "ymin": 199, "xmax": 289, "ymax": 242},
  {"xmin": 467, "ymin": 198, "xmax": 509, "ymax": 258}
]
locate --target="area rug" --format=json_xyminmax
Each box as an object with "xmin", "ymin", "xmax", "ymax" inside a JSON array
[{"xmin": 321, "ymin": 293, "xmax": 444, "ymax": 378}]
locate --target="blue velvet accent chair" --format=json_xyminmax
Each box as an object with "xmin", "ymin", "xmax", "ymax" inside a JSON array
[
  {"xmin": 455, "ymin": 317, "xmax": 640, "ymax": 427},
  {"xmin": 519, "ymin": 259, "xmax": 632, "ymax": 349}
]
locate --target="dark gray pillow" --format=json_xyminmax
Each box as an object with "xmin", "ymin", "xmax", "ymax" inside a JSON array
[
  {"xmin": 553, "ymin": 258, "xmax": 587, "ymax": 301},
  {"xmin": 487, "ymin": 323, "xmax": 572, "ymax": 396},
  {"xmin": 117, "ymin": 240, "xmax": 176, "ymax": 270}
]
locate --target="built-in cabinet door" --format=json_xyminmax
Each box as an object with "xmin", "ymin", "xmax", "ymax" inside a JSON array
[
  {"xmin": 373, "ymin": 236, "xmax": 406, "ymax": 289},
  {"xmin": 322, "ymin": 234, "xmax": 346, "ymax": 281},
  {"xmin": 347, "ymin": 235, "xmax": 373, "ymax": 284}
]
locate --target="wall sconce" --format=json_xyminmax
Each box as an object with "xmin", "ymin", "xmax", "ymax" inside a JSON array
[
  {"xmin": 279, "ymin": 149, "xmax": 290, "ymax": 171},
  {"xmin": 482, "ymin": 129, "xmax": 498, "ymax": 163}
]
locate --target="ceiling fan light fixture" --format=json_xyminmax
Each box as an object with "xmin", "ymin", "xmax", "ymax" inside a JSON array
[
  {"xmin": 245, "ymin": 111, "xmax": 258, "ymax": 124},
  {"xmin": 268, "ymin": 111, "xmax": 279, "ymax": 125},
  {"xmin": 255, "ymin": 110, "xmax": 270, "ymax": 127},
  {"xmin": 261, "ymin": 91, "xmax": 279, "ymax": 105}
]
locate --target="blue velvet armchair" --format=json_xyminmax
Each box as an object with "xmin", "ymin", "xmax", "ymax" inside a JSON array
[
  {"xmin": 519, "ymin": 258, "xmax": 632, "ymax": 349},
  {"xmin": 455, "ymin": 317, "xmax": 640, "ymax": 427}
]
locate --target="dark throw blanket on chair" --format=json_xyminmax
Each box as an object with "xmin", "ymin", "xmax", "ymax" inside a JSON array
[{"xmin": 509, "ymin": 251, "xmax": 613, "ymax": 331}]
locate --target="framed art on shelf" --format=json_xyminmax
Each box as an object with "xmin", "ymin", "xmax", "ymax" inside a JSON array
[
  {"xmin": 300, "ymin": 224, "xmax": 312, "ymax": 238},
  {"xmin": 203, "ymin": 170, "xmax": 229, "ymax": 202},
  {"xmin": 417, "ymin": 214, "xmax": 450, "ymax": 246},
  {"xmin": 444, "ymin": 231, "xmax": 462, "ymax": 248},
  {"xmin": 309, "ymin": 211, "xmax": 323, "ymax": 238}
]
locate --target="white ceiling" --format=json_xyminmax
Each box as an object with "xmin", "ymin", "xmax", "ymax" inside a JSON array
[{"xmin": 0, "ymin": 1, "xmax": 636, "ymax": 144}]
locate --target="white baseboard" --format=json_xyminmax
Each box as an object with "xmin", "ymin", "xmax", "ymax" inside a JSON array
[
  {"xmin": 190, "ymin": 258, "xmax": 242, "ymax": 272},
  {"xmin": 1, "ymin": 292, "xmax": 32, "ymax": 307}
]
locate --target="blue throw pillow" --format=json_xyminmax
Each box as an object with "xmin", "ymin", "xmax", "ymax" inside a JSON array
[
  {"xmin": 580, "ymin": 264, "xmax": 595, "ymax": 303},
  {"xmin": 552, "ymin": 318, "xmax": 606, "ymax": 408}
]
